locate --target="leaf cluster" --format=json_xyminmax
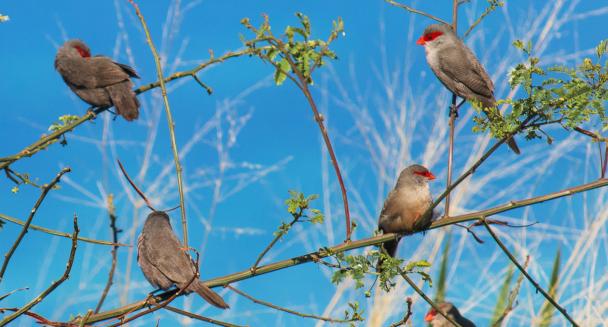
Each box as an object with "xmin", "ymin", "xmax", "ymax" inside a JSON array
[
  {"xmin": 240, "ymin": 13, "xmax": 344, "ymax": 85},
  {"xmin": 273, "ymin": 190, "xmax": 324, "ymax": 238}
]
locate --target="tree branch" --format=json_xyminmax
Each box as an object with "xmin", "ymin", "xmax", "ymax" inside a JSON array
[
  {"xmin": 481, "ymin": 218, "xmax": 579, "ymax": 327},
  {"xmin": 0, "ymin": 216, "xmax": 79, "ymax": 326},
  {"xmin": 400, "ymin": 273, "xmax": 461, "ymax": 327},
  {"xmin": 164, "ymin": 305, "xmax": 245, "ymax": 327},
  {"xmin": 0, "ymin": 167, "xmax": 71, "ymax": 283},
  {"xmin": 94, "ymin": 194, "xmax": 121, "ymax": 313},
  {"xmin": 385, "ymin": 0, "xmax": 450, "ymax": 25},
  {"xmin": 227, "ymin": 285, "xmax": 359, "ymax": 323},
  {"xmin": 127, "ymin": 0, "xmax": 189, "ymax": 248}
]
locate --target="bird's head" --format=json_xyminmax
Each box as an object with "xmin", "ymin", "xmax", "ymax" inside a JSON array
[
  {"xmin": 397, "ymin": 164, "xmax": 435, "ymax": 187},
  {"xmin": 416, "ymin": 24, "xmax": 453, "ymax": 47},
  {"xmin": 424, "ymin": 302, "xmax": 457, "ymax": 323},
  {"xmin": 60, "ymin": 39, "xmax": 91, "ymax": 58}
]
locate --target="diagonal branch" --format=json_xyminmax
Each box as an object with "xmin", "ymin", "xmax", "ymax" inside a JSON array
[
  {"xmin": 164, "ymin": 305, "xmax": 245, "ymax": 327},
  {"xmin": 0, "ymin": 213, "xmax": 128, "ymax": 247},
  {"xmin": 481, "ymin": 218, "xmax": 579, "ymax": 327},
  {"xmin": 227, "ymin": 285, "xmax": 360, "ymax": 324},
  {"xmin": 0, "ymin": 167, "xmax": 71, "ymax": 283},
  {"xmin": 0, "ymin": 216, "xmax": 79, "ymax": 326},
  {"xmin": 400, "ymin": 273, "xmax": 462, "ymax": 327},
  {"xmin": 385, "ymin": 0, "xmax": 450, "ymax": 25},
  {"xmin": 94, "ymin": 194, "xmax": 121, "ymax": 313},
  {"xmin": 128, "ymin": 0, "xmax": 189, "ymax": 248}
]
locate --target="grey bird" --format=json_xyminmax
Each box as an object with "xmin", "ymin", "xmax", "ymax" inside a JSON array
[
  {"xmin": 417, "ymin": 24, "xmax": 520, "ymax": 154},
  {"xmin": 137, "ymin": 211, "xmax": 229, "ymax": 309},
  {"xmin": 55, "ymin": 39, "xmax": 140, "ymax": 121},
  {"xmin": 377, "ymin": 165, "xmax": 435, "ymax": 270},
  {"xmin": 425, "ymin": 302, "xmax": 476, "ymax": 327}
]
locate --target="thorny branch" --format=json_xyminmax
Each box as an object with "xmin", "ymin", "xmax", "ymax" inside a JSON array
[
  {"xmin": 0, "ymin": 216, "xmax": 79, "ymax": 326},
  {"xmin": 227, "ymin": 285, "xmax": 362, "ymax": 324},
  {"xmin": 127, "ymin": 0, "xmax": 189, "ymax": 248},
  {"xmin": 481, "ymin": 218, "xmax": 579, "ymax": 326},
  {"xmin": 0, "ymin": 167, "xmax": 71, "ymax": 283},
  {"xmin": 388, "ymin": 297, "xmax": 413, "ymax": 327}
]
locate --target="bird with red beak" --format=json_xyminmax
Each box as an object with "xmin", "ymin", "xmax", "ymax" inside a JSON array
[
  {"xmin": 377, "ymin": 164, "xmax": 435, "ymax": 271},
  {"xmin": 55, "ymin": 39, "xmax": 140, "ymax": 121},
  {"xmin": 416, "ymin": 24, "xmax": 520, "ymax": 154},
  {"xmin": 425, "ymin": 302, "xmax": 476, "ymax": 327}
]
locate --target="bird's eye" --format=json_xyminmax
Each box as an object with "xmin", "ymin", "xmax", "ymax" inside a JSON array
[
  {"xmin": 424, "ymin": 31, "xmax": 443, "ymax": 42},
  {"xmin": 74, "ymin": 46, "xmax": 90, "ymax": 58}
]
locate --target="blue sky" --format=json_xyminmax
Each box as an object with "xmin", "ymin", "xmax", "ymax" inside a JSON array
[{"xmin": 1, "ymin": 1, "xmax": 608, "ymax": 326}]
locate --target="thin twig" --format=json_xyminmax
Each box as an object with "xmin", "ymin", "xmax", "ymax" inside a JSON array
[
  {"xmin": 227, "ymin": 285, "xmax": 359, "ymax": 324},
  {"xmin": 251, "ymin": 208, "xmax": 302, "ymax": 271},
  {"xmin": 481, "ymin": 218, "xmax": 579, "ymax": 327},
  {"xmin": 127, "ymin": 0, "xmax": 189, "ymax": 248},
  {"xmin": 400, "ymin": 273, "xmax": 462, "ymax": 327},
  {"xmin": 116, "ymin": 160, "xmax": 155, "ymax": 211},
  {"xmin": 0, "ymin": 167, "xmax": 71, "ymax": 283},
  {"xmin": 94, "ymin": 194, "xmax": 121, "ymax": 313},
  {"xmin": 0, "ymin": 216, "xmax": 79, "ymax": 326},
  {"xmin": 83, "ymin": 176, "xmax": 608, "ymax": 323},
  {"xmin": 385, "ymin": 0, "xmax": 450, "ymax": 25},
  {"xmin": 463, "ymin": 0, "xmax": 502, "ymax": 38},
  {"xmin": 270, "ymin": 37, "xmax": 352, "ymax": 241},
  {"xmin": 388, "ymin": 297, "xmax": 413, "ymax": 327},
  {"xmin": 164, "ymin": 305, "xmax": 245, "ymax": 327},
  {"xmin": 0, "ymin": 288, "xmax": 28, "ymax": 302},
  {"xmin": 0, "ymin": 213, "xmax": 128, "ymax": 247}
]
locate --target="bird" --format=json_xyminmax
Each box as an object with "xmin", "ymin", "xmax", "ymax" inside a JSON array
[
  {"xmin": 416, "ymin": 24, "xmax": 520, "ymax": 154},
  {"xmin": 55, "ymin": 39, "xmax": 140, "ymax": 121},
  {"xmin": 425, "ymin": 302, "xmax": 476, "ymax": 327},
  {"xmin": 377, "ymin": 164, "xmax": 435, "ymax": 271},
  {"xmin": 137, "ymin": 211, "xmax": 229, "ymax": 309}
]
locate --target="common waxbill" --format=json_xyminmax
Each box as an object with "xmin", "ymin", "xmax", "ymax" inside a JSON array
[
  {"xmin": 377, "ymin": 164, "xmax": 435, "ymax": 270},
  {"xmin": 416, "ymin": 24, "xmax": 520, "ymax": 154},
  {"xmin": 138, "ymin": 211, "xmax": 229, "ymax": 309},
  {"xmin": 425, "ymin": 302, "xmax": 476, "ymax": 327},
  {"xmin": 55, "ymin": 39, "xmax": 140, "ymax": 121}
]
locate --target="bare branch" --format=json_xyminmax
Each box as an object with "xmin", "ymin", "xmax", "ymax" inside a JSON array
[
  {"xmin": 0, "ymin": 216, "xmax": 79, "ymax": 326},
  {"xmin": 385, "ymin": 0, "xmax": 450, "ymax": 25},
  {"xmin": 94, "ymin": 194, "xmax": 121, "ymax": 313},
  {"xmin": 0, "ymin": 167, "xmax": 71, "ymax": 282}
]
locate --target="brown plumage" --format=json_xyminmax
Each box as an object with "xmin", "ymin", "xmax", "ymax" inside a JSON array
[
  {"xmin": 425, "ymin": 302, "xmax": 476, "ymax": 327},
  {"xmin": 417, "ymin": 24, "xmax": 520, "ymax": 154},
  {"xmin": 377, "ymin": 165, "xmax": 435, "ymax": 271},
  {"xmin": 137, "ymin": 211, "xmax": 229, "ymax": 309},
  {"xmin": 55, "ymin": 39, "xmax": 140, "ymax": 121}
]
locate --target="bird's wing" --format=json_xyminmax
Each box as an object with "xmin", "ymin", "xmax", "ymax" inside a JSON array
[
  {"xmin": 437, "ymin": 43, "xmax": 494, "ymax": 100},
  {"xmin": 140, "ymin": 225, "xmax": 197, "ymax": 284},
  {"xmin": 112, "ymin": 61, "xmax": 140, "ymax": 79},
  {"xmin": 88, "ymin": 56, "xmax": 132, "ymax": 87}
]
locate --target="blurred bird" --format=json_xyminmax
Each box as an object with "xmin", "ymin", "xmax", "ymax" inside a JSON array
[
  {"xmin": 377, "ymin": 164, "xmax": 435, "ymax": 271},
  {"xmin": 425, "ymin": 302, "xmax": 476, "ymax": 327},
  {"xmin": 138, "ymin": 211, "xmax": 229, "ymax": 309},
  {"xmin": 55, "ymin": 39, "xmax": 140, "ymax": 121},
  {"xmin": 416, "ymin": 24, "xmax": 520, "ymax": 154}
]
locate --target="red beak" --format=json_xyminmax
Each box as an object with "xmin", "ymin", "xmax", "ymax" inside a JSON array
[
  {"xmin": 416, "ymin": 36, "xmax": 426, "ymax": 45},
  {"xmin": 426, "ymin": 171, "xmax": 436, "ymax": 180},
  {"xmin": 424, "ymin": 311, "xmax": 435, "ymax": 322}
]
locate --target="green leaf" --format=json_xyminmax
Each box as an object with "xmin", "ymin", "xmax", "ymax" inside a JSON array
[
  {"xmin": 274, "ymin": 58, "xmax": 290, "ymax": 85},
  {"xmin": 11, "ymin": 186, "xmax": 19, "ymax": 194}
]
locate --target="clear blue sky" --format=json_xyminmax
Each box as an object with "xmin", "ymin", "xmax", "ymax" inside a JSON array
[{"xmin": 1, "ymin": 1, "xmax": 607, "ymax": 326}]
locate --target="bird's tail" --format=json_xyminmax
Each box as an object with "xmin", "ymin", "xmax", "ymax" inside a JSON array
[
  {"xmin": 482, "ymin": 106, "xmax": 521, "ymax": 155},
  {"xmin": 106, "ymin": 82, "xmax": 140, "ymax": 121},
  {"xmin": 376, "ymin": 239, "xmax": 400, "ymax": 273},
  {"xmin": 187, "ymin": 280, "xmax": 230, "ymax": 309}
]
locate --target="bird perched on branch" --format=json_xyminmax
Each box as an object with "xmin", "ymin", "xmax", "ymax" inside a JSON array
[
  {"xmin": 377, "ymin": 164, "xmax": 435, "ymax": 271},
  {"xmin": 425, "ymin": 302, "xmax": 476, "ymax": 327},
  {"xmin": 416, "ymin": 24, "xmax": 520, "ymax": 154},
  {"xmin": 55, "ymin": 39, "xmax": 140, "ymax": 121},
  {"xmin": 138, "ymin": 211, "xmax": 229, "ymax": 309}
]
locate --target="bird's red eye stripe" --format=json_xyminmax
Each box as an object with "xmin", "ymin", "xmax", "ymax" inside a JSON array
[
  {"xmin": 416, "ymin": 31, "xmax": 444, "ymax": 45},
  {"xmin": 424, "ymin": 308, "xmax": 437, "ymax": 322},
  {"xmin": 74, "ymin": 46, "xmax": 90, "ymax": 58},
  {"xmin": 414, "ymin": 171, "xmax": 436, "ymax": 180}
]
